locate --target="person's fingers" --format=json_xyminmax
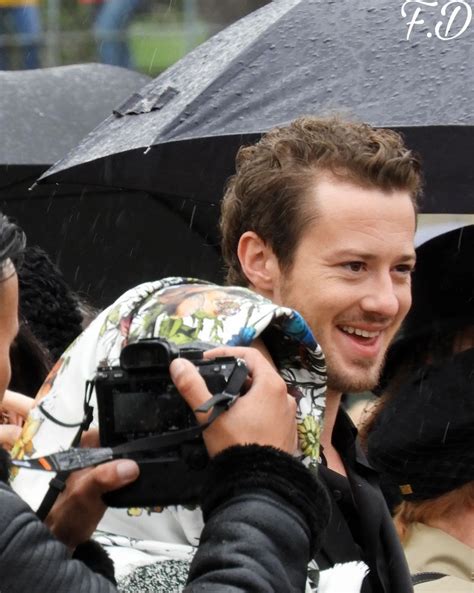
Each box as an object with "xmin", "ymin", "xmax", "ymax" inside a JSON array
[
  {"xmin": 80, "ymin": 427, "xmax": 100, "ymax": 448},
  {"xmin": 0, "ymin": 409, "xmax": 23, "ymax": 427},
  {"xmin": 3, "ymin": 390, "xmax": 34, "ymax": 417},
  {"xmin": 171, "ymin": 346, "xmax": 299, "ymax": 456},
  {"xmin": 11, "ymin": 412, "xmax": 23, "ymax": 426},
  {"xmin": 46, "ymin": 460, "xmax": 139, "ymax": 549},
  {"xmin": 61, "ymin": 459, "xmax": 139, "ymax": 510},
  {"xmin": 0, "ymin": 424, "xmax": 22, "ymax": 449},
  {"xmin": 79, "ymin": 459, "xmax": 140, "ymax": 498},
  {"xmin": 169, "ymin": 357, "xmax": 211, "ymax": 415},
  {"xmin": 98, "ymin": 459, "xmax": 140, "ymax": 493}
]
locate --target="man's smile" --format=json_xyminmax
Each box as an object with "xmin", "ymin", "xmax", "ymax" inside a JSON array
[
  {"xmin": 339, "ymin": 325, "xmax": 382, "ymax": 338},
  {"xmin": 335, "ymin": 324, "xmax": 387, "ymax": 359}
]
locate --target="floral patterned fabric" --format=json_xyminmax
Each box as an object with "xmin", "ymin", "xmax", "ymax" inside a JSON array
[{"xmin": 11, "ymin": 277, "xmax": 326, "ymax": 590}]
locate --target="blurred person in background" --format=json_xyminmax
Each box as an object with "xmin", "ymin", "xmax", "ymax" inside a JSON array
[
  {"xmin": 2, "ymin": 244, "xmax": 92, "ymax": 451},
  {"xmin": 80, "ymin": 0, "xmax": 141, "ymax": 68},
  {"xmin": 0, "ymin": 0, "xmax": 41, "ymax": 69},
  {"xmin": 6, "ymin": 244, "xmax": 89, "ymax": 400},
  {"xmin": 17, "ymin": 244, "xmax": 85, "ymax": 363},
  {"xmin": 367, "ymin": 348, "xmax": 474, "ymax": 591}
]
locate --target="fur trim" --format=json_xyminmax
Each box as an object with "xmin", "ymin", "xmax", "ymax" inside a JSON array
[
  {"xmin": 201, "ymin": 444, "xmax": 330, "ymax": 556},
  {"xmin": 318, "ymin": 561, "xmax": 369, "ymax": 593},
  {"xmin": 72, "ymin": 540, "xmax": 116, "ymax": 584}
]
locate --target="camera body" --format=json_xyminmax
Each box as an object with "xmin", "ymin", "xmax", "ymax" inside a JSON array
[{"xmin": 95, "ymin": 338, "xmax": 245, "ymax": 508}]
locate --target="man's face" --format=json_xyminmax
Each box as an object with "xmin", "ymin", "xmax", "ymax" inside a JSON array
[
  {"xmin": 270, "ymin": 176, "xmax": 416, "ymax": 394},
  {"xmin": 0, "ymin": 270, "xmax": 19, "ymax": 403}
]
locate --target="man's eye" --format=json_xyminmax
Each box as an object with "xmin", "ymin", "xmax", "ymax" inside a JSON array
[
  {"xmin": 394, "ymin": 264, "xmax": 415, "ymax": 275},
  {"xmin": 343, "ymin": 262, "xmax": 365, "ymax": 272}
]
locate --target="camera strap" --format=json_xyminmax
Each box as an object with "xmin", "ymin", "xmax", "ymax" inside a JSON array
[
  {"xmin": 12, "ymin": 359, "xmax": 249, "ymax": 477},
  {"xmin": 33, "ymin": 382, "xmax": 95, "ymax": 520},
  {"xmin": 13, "ymin": 404, "xmax": 226, "ymax": 474}
]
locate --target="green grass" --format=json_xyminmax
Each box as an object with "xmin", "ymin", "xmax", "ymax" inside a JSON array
[{"xmin": 129, "ymin": 22, "xmax": 209, "ymax": 76}]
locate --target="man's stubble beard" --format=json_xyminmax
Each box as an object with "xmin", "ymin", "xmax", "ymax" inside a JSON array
[{"xmin": 325, "ymin": 351, "xmax": 387, "ymax": 394}]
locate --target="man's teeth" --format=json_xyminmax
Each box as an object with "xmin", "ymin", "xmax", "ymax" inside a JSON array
[{"xmin": 340, "ymin": 326, "xmax": 380, "ymax": 338}]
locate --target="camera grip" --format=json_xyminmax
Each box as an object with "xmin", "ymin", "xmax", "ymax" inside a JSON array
[{"xmin": 102, "ymin": 442, "xmax": 209, "ymax": 508}]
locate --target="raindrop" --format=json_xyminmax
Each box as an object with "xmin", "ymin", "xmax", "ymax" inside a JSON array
[
  {"xmin": 441, "ymin": 422, "xmax": 450, "ymax": 443},
  {"xmin": 74, "ymin": 266, "xmax": 81, "ymax": 283},
  {"xmin": 189, "ymin": 205, "xmax": 197, "ymax": 230}
]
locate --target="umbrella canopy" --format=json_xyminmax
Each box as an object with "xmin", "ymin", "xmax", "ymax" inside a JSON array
[
  {"xmin": 0, "ymin": 63, "xmax": 150, "ymax": 193},
  {"xmin": 0, "ymin": 64, "xmax": 222, "ymax": 305},
  {"xmin": 42, "ymin": 0, "xmax": 474, "ymax": 215},
  {"xmin": 1, "ymin": 189, "xmax": 223, "ymax": 307}
]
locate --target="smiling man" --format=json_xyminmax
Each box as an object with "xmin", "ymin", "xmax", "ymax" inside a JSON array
[{"xmin": 220, "ymin": 116, "xmax": 421, "ymax": 593}]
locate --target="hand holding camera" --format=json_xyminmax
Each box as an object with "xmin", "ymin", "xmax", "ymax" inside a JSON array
[
  {"xmin": 38, "ymin": 342, "xmax": 297, "ymax": 550},
  {"xmin": 94, "ymin": 339, "xmax": 250, "ymax": 507},
  {"xmin": 20, "ymin": 339, "xmax": 297, "ymax": 523},
  {"xmin": 171, "ymin": 345, "xmax": 298, "ymax": 458}
]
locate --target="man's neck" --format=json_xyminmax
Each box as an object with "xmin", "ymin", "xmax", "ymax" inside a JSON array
[{"xmin": 320, "ymin": 389, "xmax": 347, "ymax": 475}]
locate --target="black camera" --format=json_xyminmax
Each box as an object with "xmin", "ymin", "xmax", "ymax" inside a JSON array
[{"xmin": 95, "ymin": 338, "xmax": 248, "ymax": 508}]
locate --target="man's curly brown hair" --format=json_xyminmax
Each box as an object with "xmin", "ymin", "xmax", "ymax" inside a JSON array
[{"xmin": 220, "ymin": 116, "xmax": 423, "ymax": 286}]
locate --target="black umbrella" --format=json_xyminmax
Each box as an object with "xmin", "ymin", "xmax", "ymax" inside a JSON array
[
  {"xmin": 3, "ymin": 189, "xmax": 223, "ymax": 307},
  {"xmin": 41, "ymin": 0, "xmax": 474, "ymax": 216},
  {"xmin": 0, "ymin": 63, "xmax": 150, "ymax": 195},
  {"xmin": 0, "ymin": 64, "xmax": 223, "ymax": 306}
]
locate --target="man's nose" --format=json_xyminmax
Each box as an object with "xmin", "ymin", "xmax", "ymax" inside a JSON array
[{"xmin": 360, "ymin": 274, "xmax": 400, "ymax": 319}]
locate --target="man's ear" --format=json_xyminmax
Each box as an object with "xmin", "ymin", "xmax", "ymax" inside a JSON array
[{"xmin": 237, "ymin": 231, "xmax": 280, "ymax": 296}]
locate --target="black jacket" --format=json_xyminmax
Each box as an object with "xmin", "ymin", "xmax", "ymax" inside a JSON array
[
  {"xmin": 185, "ymin": 445, "xmax": 330, "ymax": 592},
  {"xmin": 0, "ymin": 481, "xmax": 119, "ymax": 593},
  {"xmin": 0, "ymin": 446, "xmax": 117, "ymax": 593},
  {"xmin": 0, "ymin": 446, "xmax": 329, "ymax": 593},
  {"xmin": 315, "ymin": 410, "xmax": 414, "ymax": 593}
]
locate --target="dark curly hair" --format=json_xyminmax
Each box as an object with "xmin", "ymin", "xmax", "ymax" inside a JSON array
[{"xmin": 17, "ymin": 245, "xmax": 84, "ymax": 361}]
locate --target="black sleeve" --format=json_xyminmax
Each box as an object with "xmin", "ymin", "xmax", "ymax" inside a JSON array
[
  {"xmin": 0, "ymin": 482, "xmax": 117, "ymax": 593},
  {"xmin": 185, "ymin": 445, "xmax": 330, "ymax": 593}
]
